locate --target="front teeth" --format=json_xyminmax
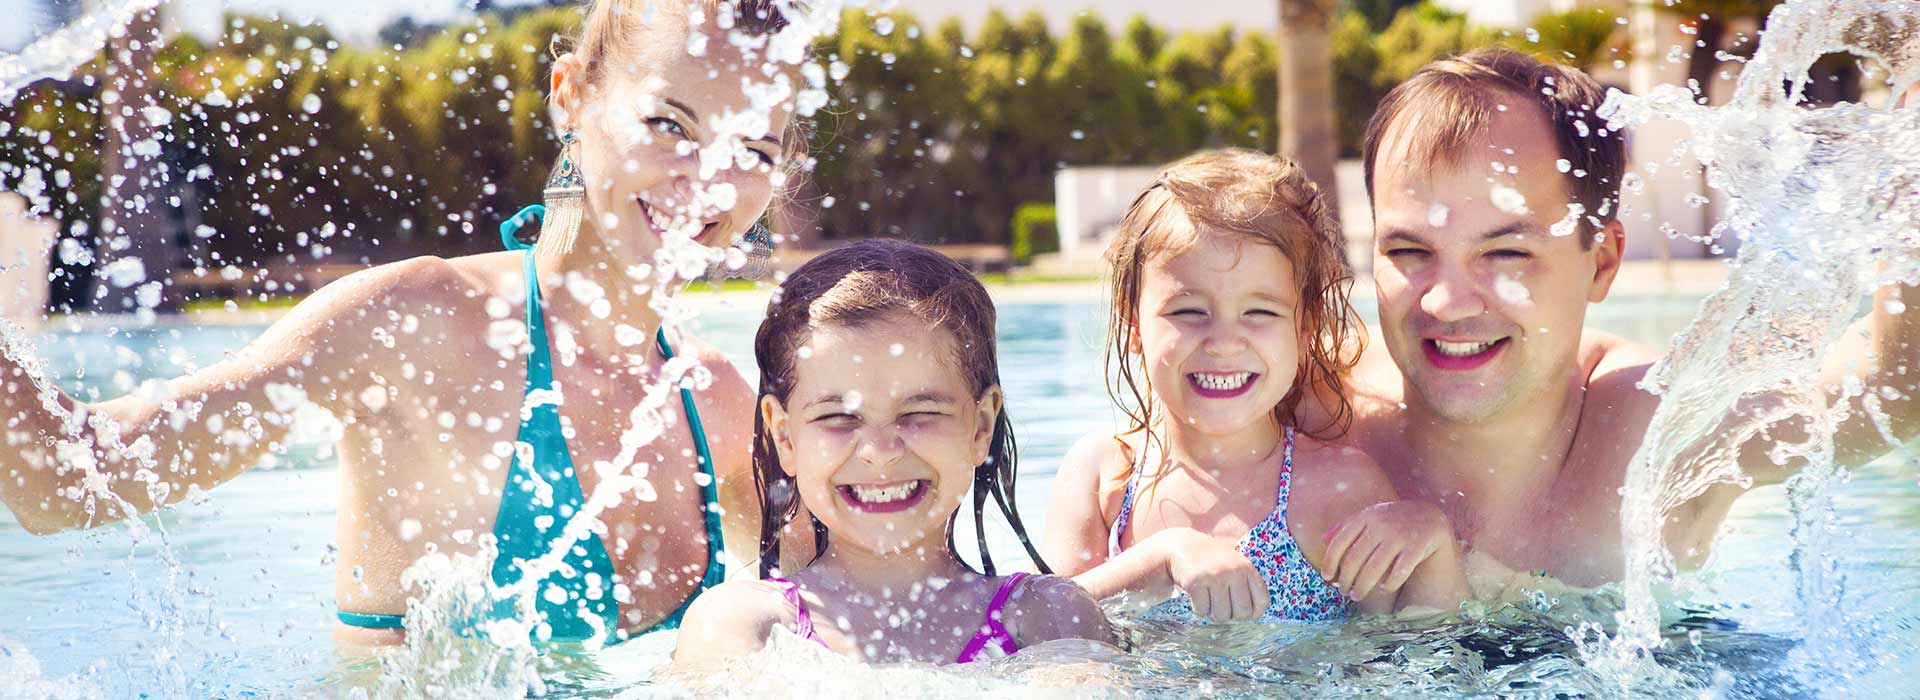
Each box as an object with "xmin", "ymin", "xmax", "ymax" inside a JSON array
[
  {"xmin": 1433, "ymin": 339, "xmax": 1499, "ymax": 357},
  {"xmin": 1191, "ymin": 372, "xmax": 1253, "ymax": 391},
  {"xmin": 849, "ymin": 482, "xmax": 919, "ymax": 504}
]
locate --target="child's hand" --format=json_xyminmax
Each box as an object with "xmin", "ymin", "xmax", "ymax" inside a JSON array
[
  {"xmin": 1161, "ymin": 528, "xmax": 1268, "ymax": 622},
  {"xmin": 1321, "ymin": 500, "xmax": 1459, "ymax": 603}
]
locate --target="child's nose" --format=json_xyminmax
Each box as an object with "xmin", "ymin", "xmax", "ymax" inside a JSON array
[
  {"xmin": 1202, "ymin": 323, "xmax": 1249, "ymax": 357},
  {"xmin": 854, "ymin": 424, "xmax": 906, "ymax": 469}
]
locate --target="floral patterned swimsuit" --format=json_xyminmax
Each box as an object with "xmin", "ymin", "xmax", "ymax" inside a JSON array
[{"xmin": 1106, "ymin": 426, "xmax": 1351, "ymax": 623}]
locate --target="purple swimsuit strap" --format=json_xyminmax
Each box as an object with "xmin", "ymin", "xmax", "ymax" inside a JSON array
[
  {"xmin": 954, "ymin": 572, "xmax": 1030, "ymax": 664},
  {"xmin": 763, "ymin": 577, "xmax": 821, "ymax": 645},
  {"xmin": 767, "ymin": 573, "xmax": 1031, "ymax": 663}
]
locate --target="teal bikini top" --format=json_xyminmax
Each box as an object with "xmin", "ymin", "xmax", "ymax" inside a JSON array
[{"xmin": 336, "ymin": 205, "xmax": 726, "ymax": 644}]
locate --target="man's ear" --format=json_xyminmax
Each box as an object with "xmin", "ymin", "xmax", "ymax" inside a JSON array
[
  {"xmin": 760, "ymin": 394, "xmax": 798, "ymax": 476},
  {"xmin": 1588, "ymin": 218, "xmax": 1625, "ymax": 303}
]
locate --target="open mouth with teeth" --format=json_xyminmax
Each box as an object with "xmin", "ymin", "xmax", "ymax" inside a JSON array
[
  {"xmin": 835, "ymin": 479, "xmax": 930, "ymax": 513},
  {"xmin": 1188, "ymin": 371, "xmax": 1257, "ymax": 398},
  {"xmin": 635, "ymin": 197, "xmax": 720, "ymax": 243},
  {"xmin": 1422, "ymin": 337, "xmax": 1509, "ymax": 370}
]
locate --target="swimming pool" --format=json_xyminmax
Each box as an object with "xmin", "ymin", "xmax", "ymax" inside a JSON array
[{"xmin": 1, "ymin": 295, "xmax": 1914, "ymax": 698}]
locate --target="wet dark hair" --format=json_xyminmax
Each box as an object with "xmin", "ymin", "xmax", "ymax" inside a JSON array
[{"xmin": 751, "ymin": 239, "xmax": 1049, "ymax": 578}]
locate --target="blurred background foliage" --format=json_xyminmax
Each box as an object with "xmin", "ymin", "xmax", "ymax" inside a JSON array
[{"xmin": 0, "ymin": 1, "xmax": 1619, "ymax": 291}]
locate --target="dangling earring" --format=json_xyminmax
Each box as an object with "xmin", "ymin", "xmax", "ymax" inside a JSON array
[{"xmin": 538, "ymin": 129, "xmax": 586, "ymax": 256}]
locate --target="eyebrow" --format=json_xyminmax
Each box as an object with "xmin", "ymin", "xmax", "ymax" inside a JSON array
[
  {"xmin": 1250, "ymin": 291, "xmax": 1295, "ymax": 307},
  {"xmin": 1380, "ymin": 221, "xmax": 1541, "ymax": 246},
  {"xmin": 801, "ymin": 391, "xmax": 957, "ymax": 410},
  {"xmin": 663, "ymin": 98, "xmax": 698, "ymax": 122},
  {"xmin": 664, "ymin": 97, "xmax": 781, "ymax": 148}
]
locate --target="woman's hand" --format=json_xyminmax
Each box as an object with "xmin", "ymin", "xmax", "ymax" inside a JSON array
[
  {"xmin": 1321, "ymin": 499, "xmax": 1460, "ymax": 605},
  {"xmin": 1161, "ymin": 527, "xmax": 1268, "ymax": 623}
]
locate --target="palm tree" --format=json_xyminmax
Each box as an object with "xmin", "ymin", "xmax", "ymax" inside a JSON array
[
  {"xmin": 1277, "ymin": 0, "xmax": 1345, "ymax": 261},
  {"xmin": 1658, "ymin": 0, "xmax": 1781, "ymax": 102}
]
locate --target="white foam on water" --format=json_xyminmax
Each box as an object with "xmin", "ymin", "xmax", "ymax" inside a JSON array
[{"xmin": 0, "ymin": 636, "xmax": 102, "ymax": 700}]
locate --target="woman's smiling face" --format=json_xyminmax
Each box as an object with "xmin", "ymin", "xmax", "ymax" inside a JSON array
[
  {"xmin": 760, "ymin": 314, "xmax": 1002, "ymax": 557},
  {"xmin": 551, "ymin": 5, "xmax": 793, "ymax": 271}
]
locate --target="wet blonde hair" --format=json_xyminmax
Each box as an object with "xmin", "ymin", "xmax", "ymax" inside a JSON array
[
  {"xmin": 561, "ymin": 0, "xmax": 790, "ymax": 85},
  {"xmin": 1104, "ymin": 149, "xmax": 1364, "ymax": 457}
]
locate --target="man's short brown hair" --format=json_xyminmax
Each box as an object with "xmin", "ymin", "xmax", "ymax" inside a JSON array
[{"xmin": 1362, "ymin": 48, "xmax": 1626, "ymax": 246}]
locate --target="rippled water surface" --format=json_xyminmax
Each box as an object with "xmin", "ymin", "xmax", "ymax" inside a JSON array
[{"xmin": 2, "ymin": 297, "xmax": 1915, "ymax": 699}]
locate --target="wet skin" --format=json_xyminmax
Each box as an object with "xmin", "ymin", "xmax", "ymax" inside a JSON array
[{"xmin": 1323, "ymin": 100, "xmax": 1920, "ymax": 589}]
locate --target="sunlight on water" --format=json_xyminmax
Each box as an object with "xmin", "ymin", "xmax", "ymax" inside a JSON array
[{"xmin": 0, "ymin": 0, "xmax": 1915, "ymax": 697}]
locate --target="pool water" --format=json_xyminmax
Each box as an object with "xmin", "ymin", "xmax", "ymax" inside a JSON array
[{"xmin": 1, "ymin": 296, "xmax": 1915, "ymax": 699}]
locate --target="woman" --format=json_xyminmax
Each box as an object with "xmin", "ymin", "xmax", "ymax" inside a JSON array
[{"xmin": 0, "ymin": 0, "xmax": 807, "ymax": 646}]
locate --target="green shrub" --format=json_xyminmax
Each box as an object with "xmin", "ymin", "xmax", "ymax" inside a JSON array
[
  {"xmin": 1514, "ymin": 8, "xmax": 1626, "ymax": 68},
  {"xmin": 1011, "ymin": 203, "xmax": 1059, "ymax": 265}
]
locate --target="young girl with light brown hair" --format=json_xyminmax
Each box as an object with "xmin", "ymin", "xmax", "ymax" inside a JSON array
[{"xmin": 1042, "ymin": 149, "xmax": 1470, "ymax": 622}]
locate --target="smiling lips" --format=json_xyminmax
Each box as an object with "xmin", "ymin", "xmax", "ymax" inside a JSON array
[
  {"xmin": 1422, "ymin": 337, "xmax": 1509, "ymax": 370},
  {"xmin": 1188, "ymin": 371, "xmax": 1257, "ymax": 398},
  {"xmin": 635, "ymin": 197, "xmax": 721, "ymax": 242},
  {"xmin": 836, "ymin": 479, "xmax": 929, "ymax": 513}
]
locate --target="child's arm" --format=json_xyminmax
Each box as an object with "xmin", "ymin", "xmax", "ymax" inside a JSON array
[
  {"xmin": 1289, "ymin": 444, "xmax": 1469, "ymax": 615},
  {"xmin": 1047, "ymin": 433, "xmax": 1269, "ymax": 621},
  {"xmin": 1039, "ymin": 434, "xmax": 1126, "ymax": 576},
  {"xmin": 1005, "ymin": 574, "xmax": 1114, "ymax": 647},
  {"xmin": 669, "ymin": 580, "xmax": 793, "ymax": 667},
  {"xmin": 1073, "ymin": 526, "xmax": 1270, "ymax": 622}
]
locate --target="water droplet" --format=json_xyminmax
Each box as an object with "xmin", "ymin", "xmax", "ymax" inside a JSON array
[
  {"xmin": 300, "ymin": 94, "xmax": 322, "ymax": 114},
  {"xmin": 1490, "ymin": 185, "xmax": 1529, "ymax": 215}
]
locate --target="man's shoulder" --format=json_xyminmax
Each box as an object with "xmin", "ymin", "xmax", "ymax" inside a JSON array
[{"xmin": 1581, "ymin": 329, "xmax": 1662, "ymax": 411}]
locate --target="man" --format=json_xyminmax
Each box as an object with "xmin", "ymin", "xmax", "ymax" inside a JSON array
[{"xmin": 1332, "ymin": 48, "xmax": 1917, "ymax": 597}]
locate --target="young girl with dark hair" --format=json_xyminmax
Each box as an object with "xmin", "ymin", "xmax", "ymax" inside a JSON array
[{"xmin": 672, "ymin": 239, "xmax": 1110, "ymax": 664}]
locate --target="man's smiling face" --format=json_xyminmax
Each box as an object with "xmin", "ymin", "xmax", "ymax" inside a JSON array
[{"xmin": 1370, "ymin": 101, "xmax": 1623, "ymax": 424}]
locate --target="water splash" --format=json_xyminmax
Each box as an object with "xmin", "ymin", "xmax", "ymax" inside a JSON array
[
  {"xmin": 0, "ymin": 0, "xmax": 164, "ymax": 104},
  {"xmin": 1588, "ymin": 0, "xmax": 1920, "ymax": 687}
]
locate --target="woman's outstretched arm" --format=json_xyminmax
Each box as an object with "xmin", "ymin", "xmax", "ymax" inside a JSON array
[{"xmin": 0, "ymin": 257, "xmax": 442, "ymax": 533}]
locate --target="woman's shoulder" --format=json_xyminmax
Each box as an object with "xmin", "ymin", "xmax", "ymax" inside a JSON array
[
  {"xmin": 661, "ymin": 329, "xmax": 757, "ymax": 448},
  {"xmin": 663, "ymin": 331, "xmax": 753, "ymax": 395}
]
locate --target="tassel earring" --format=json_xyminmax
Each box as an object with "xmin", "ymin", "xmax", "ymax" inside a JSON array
[{"xmin": 537, "ymin": 130, "xmax": 586, "ymax": 256}]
